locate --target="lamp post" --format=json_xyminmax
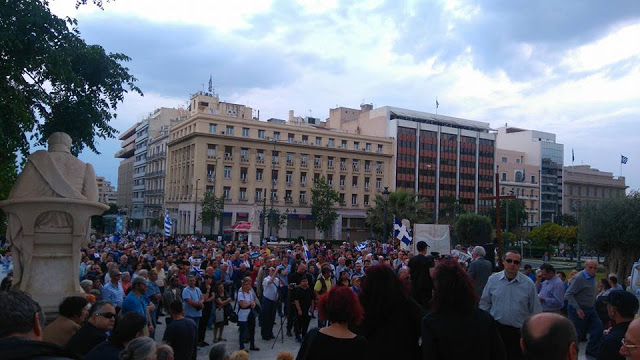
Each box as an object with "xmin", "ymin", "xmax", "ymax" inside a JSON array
[
  {"xmin": 193, "ymin": 178, "xmax": 200, "ymax": 235},
  {"xmin": 218, "ymin": 189, "xmax": 225, "ymax": 241},
  {"xmin": 505, "ymin": 189, "xmax": 514, "ymax": 248},
  {"xmin": 261, "ymin": 189, "xmax": 267, "ymax": 242},
  {"xmin": 381, "ymin": 187, "xmax": 390, "ymax": 243},
  {"xmin": 268, "ymin": 137, "xmax": 277, "ymax": 239}
]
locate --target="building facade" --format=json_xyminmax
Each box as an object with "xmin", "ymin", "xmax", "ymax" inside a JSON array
[
  {"xmin": 165, "ymin": 92, "xmax": 394, "ymax": 241},
  {"xmin": 496, "ymin": 127, "xmax": 564, "ymax": 223},
  {"xmin": 329, "ymin": 105, "xmax": 496, "ymax": 221},
  {"xmin": 143, "ymin": 128, "xmax": 170, "ymax": 231},
  {"xmin": 496, "ymin": 149, "xmax": 541, "ymax": 227},
  {"xmin": 563, "ymin": 165, "xmax": 627, "ymax": 217},
  {"xmin": 115, "ymin": 123, "xmax": 138, "ymax": 212},
  {"xmin": 96, "ymin": 176, "xmax": 117, "ymax": 204}
]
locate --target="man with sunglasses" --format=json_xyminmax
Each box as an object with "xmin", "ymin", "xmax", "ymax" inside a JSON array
[
  {"xmin": 598, "ymin": 290, "xmax": 639, "ymax": 360},
  {"xmin": 480, "ymin": 250, "xmax": 541, "ymax": 360},
  {"xmin": 66, "ymin": 301, "xmax": 116, "ymax": 358}
]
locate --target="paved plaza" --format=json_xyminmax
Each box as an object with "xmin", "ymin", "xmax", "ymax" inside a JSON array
[{"xmin": 154, "ymin": 313, "xmax": 302, "ymax": 360}]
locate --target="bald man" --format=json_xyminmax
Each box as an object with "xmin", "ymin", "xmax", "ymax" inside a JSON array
[
  {"xmin": 565, "ymin": 260, "xmax": 602, "ymax": 357},
  {"xmin": 620, "ymin": 318, "xmax": 640, "ymax": 360},
  {"xmin": 521, "ymin": 313, "xmax": 578, "ymax": 360}
]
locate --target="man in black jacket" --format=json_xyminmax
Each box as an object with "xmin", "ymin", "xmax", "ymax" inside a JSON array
[
  {"xmin": 66, "ymin": 300, "xmax": 116, "ymax": 358},
  {"xmin": 0, "ymin": 290, "xmax": 75, "ymax": 360},
  {"xmin": 407, "ymin": 241, "xmax": 434, "ymax": 309},
  {"xmin": 598, "ymin": 290, "xmax": 639, "ymax": 360}
]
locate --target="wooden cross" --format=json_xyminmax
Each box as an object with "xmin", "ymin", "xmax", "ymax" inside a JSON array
[{"xmin": 479, "ymin": 173, "xmax": 516, "ymax": 270}]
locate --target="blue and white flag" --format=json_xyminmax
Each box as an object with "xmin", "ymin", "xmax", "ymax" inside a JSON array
[
  {"xmin": 192, "ymin": 266, "xmax": 203, "ymax": 279},
  {"xmin": 354, "ymin": 241, "xmax": 368, "ymax": 252},
  {"xmin": 394, "ymin": 217, "xmax": 413, "ymax": 246},
  {"xmin": 164, "ymin": 210, "xmax": 171, "ymax": 237},
  {"xmin": 622, "ymin": 155, "xmax": 629, "ymax": 164},
  {"xmin": 302, "ymin": 240, "xmax": 312, "ymax": 261}
]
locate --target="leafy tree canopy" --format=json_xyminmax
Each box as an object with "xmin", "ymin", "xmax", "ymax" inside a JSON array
[
  {"xmin": 310, "ymin": 177, "xmax": 341, "ymax": 239},
  {"xmin": 489, "ymin": 199, "xmax": 527, "ymax": 231},
  {"xmin": 0, "ymin": 0, "xmax": 142, "ymax": 163},
  {"xmin": 454, "ymin": 212, "xmax": 492, "ymax": 246},
  {"xmin": 365, "ymin": 190, "xmax": 429, "ymax": 240}
]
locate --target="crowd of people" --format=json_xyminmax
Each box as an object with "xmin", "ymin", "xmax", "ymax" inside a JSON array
[{"xmin": 1, "ymin": 233, "xmax": 640, "ymax": 360}]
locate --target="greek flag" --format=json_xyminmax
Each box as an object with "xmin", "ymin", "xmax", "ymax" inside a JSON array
[
  {"xmin": 191, "ymin": 266, "xmax": 203, "ymax": 279},
  {"xmin": 355, "ymin": 241, "xmax": 368, "ymax": 252},
  {"xmin": 622, "ymin": 155, "xmax": 628, "ymax": 164},
  {"xmin": 302, "ymin": 240, "xmax": 312, "ymax": 261},
  {"xmin": 394, "ymin": 218, "xmax": 413, "ymax": 246},
  {"xmin": 164, "ymin": 210, "xmax": 171, "ymax": 237}
]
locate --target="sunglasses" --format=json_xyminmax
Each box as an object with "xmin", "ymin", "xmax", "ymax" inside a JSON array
[
  {"xmin": 95, "ymin": 312, "xmax": 117, "ymax": 319},
  {"xmin": 504, "ymin": 259, "xmax": 521, "ymax": 265}
]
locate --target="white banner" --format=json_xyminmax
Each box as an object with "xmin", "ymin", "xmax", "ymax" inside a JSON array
[{"xmin": 412, "ymin": 224, "xmax": 451, "ymax": 256}]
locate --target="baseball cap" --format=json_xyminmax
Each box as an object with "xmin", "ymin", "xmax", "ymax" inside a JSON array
[{"xmin": 605, "ymin": 290, "xmax": 639, "ymax": 314}]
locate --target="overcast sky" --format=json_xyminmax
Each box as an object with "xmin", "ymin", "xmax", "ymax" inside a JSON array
[{"xmin": 48, "ymin": 0, "xmax": 640, "ymax": 191}]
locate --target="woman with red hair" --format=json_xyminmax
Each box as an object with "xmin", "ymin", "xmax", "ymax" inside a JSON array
[
  {"xmin": 296, "ymin": 286, "xmax": 368, "ymax": 360},
  {"xmin": 422, "ymin": 259, "xmax": 506, "ymax": 359}
]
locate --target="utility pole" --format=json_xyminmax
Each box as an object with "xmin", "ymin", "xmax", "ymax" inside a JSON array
[{"xmin": 479, "ymin": 173, "xmax": 516, "ymax": 269}]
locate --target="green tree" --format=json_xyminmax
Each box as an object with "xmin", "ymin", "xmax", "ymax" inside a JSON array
[
  {"xmin": 310, "ymin": 177, "xmax": 342, "ymax": 239},
  {"xmin": 0, "ymin": 0, "xmax": 141, "ymax": 209},
  {"xmin": 266, "ymin": 208, "xmax": 287, "ymax": 235},
  {"xmin": 489, "ymin": 199, "xmax": 527, "ymax": 232},
  {"xmin": 528, "ymin": 222, "xmax": 577, "ymax": 252},
  {"xmin": 556, "ymin": 213, "xmax": 578, "ymax": 226},
  {"xmin": 90, "ymin": 202, "xmax": 118, "ymax": 233},
  {"xmin": 579, "ymin": 194, "xmax": 640, "ymax": 281},
  {"xmin": 365, "ymin": 190, "xmax": 429, "ymax": 241},
  {"xmin": 199, "ymin": 191, "xmax": 222, "ymax": 236},
  {"xmin": 438, "ymin": 195, "xmax": 465, "ymax": 225},
  {"xmin": 454, "ymin": 213, "xmax": 492, "ymax": 246}
]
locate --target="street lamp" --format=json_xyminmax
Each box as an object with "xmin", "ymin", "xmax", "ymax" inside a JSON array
[
  {"xmin": 381, "ymin": 187, "xmax": 390, "ymax": 243},
  {"xmin": 219, "ymin": 188, "xmax": 225, "ymax": 241},
  {"xmin": 193, "ymin": 178, "xmax": 200, "ymax": 235},
  {"xmin": 268, "ymin": 136, "xmax": 277, "ymax": 239}
]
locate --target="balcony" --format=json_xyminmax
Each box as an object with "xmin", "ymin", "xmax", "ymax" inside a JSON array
[
  {"xmin": 240, "ymin": 157, "xmax": 249, "ymax": 163},
  {"xmin": 287, "ymin": 182, "xmax": 292, "ymax": 187},
  {"xmin": 224, "ymin": 154, "xmax": 233, "ymax": 161},
  {"xmin": 240, "ymin": 177, "xmax": 247, "ymax": 184},
  {"xmin": 207, "ymin": 174, "xmax": 215, "ymax": 182},
  {"xmin": 376, "ymin": 168, "xmax": 383, "ymax": 175},
  {"xmin": 364, "ymin": 186, "xmax": 370, "ymax": 192},
  {"xmin": 285, "ymin": 197, "xmax": 293, "ymax": 204},
  {"xmin": 352, "ymin": 166, "xmax": 359, "ymax": 172},
  {"xmin": 286, "ymin": 161, "xmax": 294, "ymax": 167},
  {"xmin": 314, "ymin": 164, "xmax": 322, "ymax": 169},
  {"xmin": 147, "ymin": 151, "xmax": 166, "ymax": 161},
  {"xmin": 327, "ymin": 165, "xmax": 334, "ymax": 170},
  {"xmin": 239, "ymin": 197, "xmax": 248, "ymax": 202},
  {"xmin": 301, "ymin": 182, "xmax": 307, "ymax": 187},
  {"xmin": 299, "ymin": 199, "xmax": 307, "ymax": 204},
  {"xmin": 352, "ymin": 203, "xmax": 359, "ymax": 207},
  {"xmin": 300, "ymin": 163, "xmax": 308, "ymax": 168},
  {"xmin": 364, "ymin": 167, "xmax": 371, "ymax": 173},
  {"xmin": 364, "ymin": 201, "xmax": 370, "ymax": 206},
  {"xmin": 340, "ymin": 166, "xmax": 347, "ymax": 172},
  {"xmin": 340, "ymin": 185, "xmax": 345, "ymax": 190},
  {"xmin": 256, "ymin": 159, "xmax": 265, "ymax": 165}
]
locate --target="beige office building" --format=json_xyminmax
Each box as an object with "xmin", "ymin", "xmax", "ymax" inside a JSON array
[
  {"xmin": 563, "ymin": 165, "xmax": 627, "ymax": 216},
  {"xmin": 496, "ymin": 149, "xmax": 541, "ymax": 227},
  {"xmin": 165, "ymin": 92, "xmax": 394, "ymax": 240},
  {"xmin": 96, "ymin": 176, "xmax": 117, "ymax": 204}
]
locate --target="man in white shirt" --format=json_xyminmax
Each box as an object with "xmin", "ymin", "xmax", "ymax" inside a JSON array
[{"xmin": 260, "ymin": 267, "xmax": 280, "ymax": 340}]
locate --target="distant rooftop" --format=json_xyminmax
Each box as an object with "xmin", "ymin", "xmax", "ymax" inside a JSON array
[{"xmin": 385, "ymin": 106, "xmax": 491, "ymax": 132}]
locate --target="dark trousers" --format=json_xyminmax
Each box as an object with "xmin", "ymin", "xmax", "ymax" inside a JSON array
[
  {"xmin": 286, "ymin": 301, "xmax": 295, "ymax": 333},
  {"xmin": 295, "ymin": 313, "xmax": 311, "ymax": 338},
  {"xmin": 186, "ymin": 316, "xmax": 200, "ymax": 360},
  {"xmin": 199, "ymin": 305, "xmax": 213, "ymax": 342},
  {"xmin": 568, "ymin": 305, "xmax": 603, "ymax": 356},
  {"xmin": 239, "ymin": 311, "xmax": 256, "ymax": 350},
  {"xmin": 260, "ymin": 297, "xmax": 276, "ymax": 339},
  {"xmin": 497, "ymin": 323, "xmax": 522, "ymax": 360}
]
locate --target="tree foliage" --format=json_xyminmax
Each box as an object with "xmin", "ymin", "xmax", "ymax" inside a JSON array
[
  {"xmin": 438, "ymin": 195, "xmax": 465, "ymax": 224},
  {"xmin": 365, "ymin": 190, "xmax": 429, "ymax": 240},
  {"xmin": 489, "ymin": 199, "xmax": 527, "ymax": 231},
  {"xmin": 0, "ymin": 0, "xmax": 142, "ymax": 205},
  {"xmin": 310, "ymin": 177, "xmax": 342, "ymax": 239},
  {"xmin": 528, "ymin": 222, "xmax": 577, "ymax": 250},
  {"xmin": 266, "ymin": 208, "xmax": 287, "ymax": 234},
  {"xmin": 454, "ymin": 213, "xmax": 492, "ymax": 246},
  {"xmin": 579, "ymin": 195, "xmax": 640, "ymax": 280},
  {"xmin": 200, "ymin": 192, "xmax": 222, "ymax": 236}
]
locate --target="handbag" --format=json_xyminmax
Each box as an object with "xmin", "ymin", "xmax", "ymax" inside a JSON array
[{"xmin": 225, "ymin": 303, "xmax": 238, "ymax": 323}]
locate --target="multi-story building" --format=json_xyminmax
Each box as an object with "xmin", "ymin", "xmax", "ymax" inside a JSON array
[
  {"xmin": 496, "ymin": 149, "xmax": 541, "ymax": 227},
  {"xmin": 165, "ymin": 92, "xmax": 394, "ymax": 241},
  {"xmin": 328, "ymin": 105, "xmax": 496, "ymax": 221},
  {"xmin": 115, "ymin": 123, "xmax": 138, "ymax": 212},
  {"xmin": 496, "ymin": 127, "xmax": 564, "ymax": 223},
  {"xmin": 96, "ymin": 176, "xmax": 117, "ymax": 204},
  {"xmin": 143, "ymin": 128, "xmax": 170, "ymax": 230},
  {"xmin": 563, "ymin": 165, "xmax": 627, "ymax": 217},
  {"xmin": 127, "ymin": 108, "xmax": 186, "ymax": 229}
]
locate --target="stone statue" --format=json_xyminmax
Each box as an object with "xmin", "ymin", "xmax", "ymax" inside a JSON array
[
  {"xmin": 1, "ymin": 132, "xmax": 106, "ymax": 318},
  {"xmin": 249, "ymin": 204, "xmax": 260, "ymax": 230}
]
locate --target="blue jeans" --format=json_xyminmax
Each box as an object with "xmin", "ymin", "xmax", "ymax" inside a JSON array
[
  {"xmin": 568, "ymin": 305, "xmax": 602, "ymax": 356},
  {"xmin": 238, "ymin": 311, "xmax": 256, "ymax": 349}
]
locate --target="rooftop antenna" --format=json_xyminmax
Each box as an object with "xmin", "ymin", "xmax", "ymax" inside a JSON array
[{"xmin": 208, "ymin": 75, "xmax": 213, "ymax": 93}]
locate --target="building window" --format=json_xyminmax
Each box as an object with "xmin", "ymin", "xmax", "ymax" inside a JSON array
[
  {"xmin": 316, "ymin": 137, "xmax": 322, "ymax": 146},
  {"xmin": 586, "ymin": 187, "xmax": 590, "ymax": 196},
  {"xmin": 257, "ymin": 150, "xmax": 264, "ymax": 161},
  {"xmin": 272, "ymin": 151, "xmax": 279, "ymax": 164},
  {"xmin": 531, "ymin": 175, "xmax": 535, "ymax": 184},
  {"xmin": 314, "ymin": 156, "xmax": 321, "ymax": 167},
  {"xmin": 301, "ymin": 154, "xmax": 308, "ymax": 166},
  {"xmin": 242, "ymin": 127, "xmax": 250, "ymax": 137},
  {"xmin": 376, "ymin": 178, "xmax": 382, "ymax": 189},
  {"xmin": 328, "ymin": 157, "xmax": 334, "ymax": 168},
  {"xmin": 271, "ymin": 189, "xmax": 278, "ymax": 200},
  {"xmin": 364, "ymin": 177, "xmax": 370, "ymax": 190},
  {"xmin": 352, "ymin": 176, "xmax": 358, "ymax": 187},
  {"xmin": 354, "ymin": 141, "xmax": 359, "ymax": 150},
  {"xmin": 341, "ymin": 140, "xmax": 347, "ymax": 148},
  {"xmin": 328, "ymin": 138, "xmax": 335, "ymax": 147},
  {"xmin": 516, "ymin": 158, "xmax": 521, "ymax": 163},
  {"xmin": 258, "ymin": 129, "xmax": 265, "ymax": 139},
  {"xmin": 377, "ymin": 144, "xmax": 383, "ymax": 153},
  {"xmin": 286, "ymin": 152, "xmax": 294, "ymax": 165},
  {"xmin": 224, "ymin": 166, "xmax": 232, "ymax": 179},
  {"xmin": 255, "ymin": 189, "xmax": 264, "ymax": 201},
  {"xmin": 300, "ymin": 191, "xmax": 306, "ymax": 203},
  {"xmin": 256, "ymin": 169, "xmax": 263, "ymax": 181},
  {"xmin": 272, "ymin": 170, "xmax": 278, "ymax": 183},
  {"xmin": 209, "ymin": 123, "xmax": 217, "ymax": 133},
  {"xmin": 339, "ymin": 193, "xmax": 345, "ymax": 203},
  {"xmin": 302, "ymin": 135, "xmax": 308, "ymax": 144},
  {"xmin": 352, "ymin": 194, "xmax": 358, "ymax": 205},
  {"xmin": 223, "ymin": 187, "xmax": 230, "ymax": 200},
  {"xmin": 226, "ymin": 126, "xmax": 234, "ymax": 135},
  {"xmin": 353, "ymin": 159, "xmax": 359, "ymax": 171},
  {"xmin": 239, "ymin": 188, "xmax": 247, "ymax": 200},
  {"xmin": 501, "ymin": 157, "xmax": 507, "ymax": 163},
  {"xmin": 207, "ymin": 144, "xmax": 216, "ymax": 158},
  {"xmin": 327, "ymin": 174, "xmax": 333, "ymax": 186},
  {"xmin": 240, "ymin": 148, "xmax": 249, "ymax": 160},
  {"xmin": 501, "ymin": 172, "xmax": 507, "ymax": 181},
  {"xmin": 286, "ymin": 171, "xmax": 292, "ymax": 184},
  {"xmin": 365, "ymin": 143, "xmax": 371, "ymax": 151},
  {"xmin": 300, "ymin": 172, "xmax": 307, "ymax": 185},
  {"xmin": 273, "ymin": 132, "xmax": 280, "ymax": 140},
  {"xmin": 288, "ymin": 133, "xmax": 295, "ymax": 142}
]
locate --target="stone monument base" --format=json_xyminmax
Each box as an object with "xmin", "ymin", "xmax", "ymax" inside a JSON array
[{"xmin": 247, "ymin": 229, "xmax": 261, "ymax": 246}]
